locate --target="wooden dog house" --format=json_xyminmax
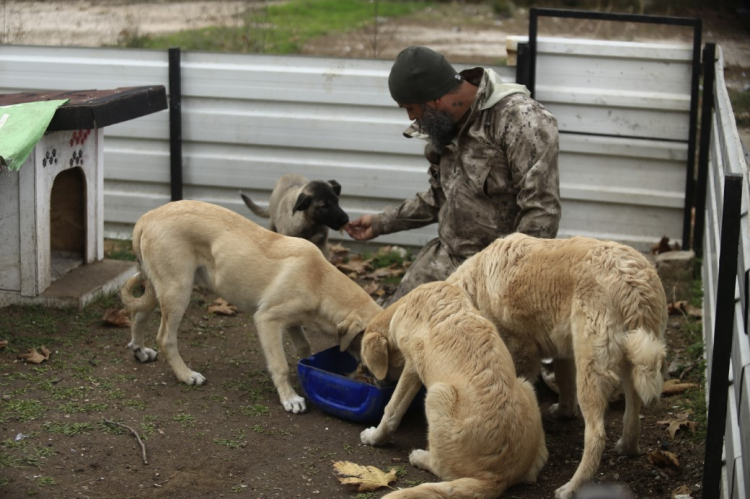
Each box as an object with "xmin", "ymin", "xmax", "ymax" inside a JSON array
[{"xmin": 0, "ymin": 87, "xmax": 167, "ymax": 308}]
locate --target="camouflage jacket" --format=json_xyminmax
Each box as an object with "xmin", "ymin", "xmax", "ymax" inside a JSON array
[{"xmin": 372, "ymin": 67, "xmax": 561, "ymax": 259}]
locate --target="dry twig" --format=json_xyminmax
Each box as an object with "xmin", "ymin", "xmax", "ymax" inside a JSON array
[{"xmin": 104, "ymin": 418, "xmax": 148, "ymax": 465}]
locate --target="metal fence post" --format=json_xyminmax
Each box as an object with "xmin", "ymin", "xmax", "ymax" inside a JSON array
[
  {"xmin": 168, "ymin": 47, "xmax": 183, "ymax": 202},
  {"xmin": 693, "ymin": 43, "xmax": 717, "ymax": 259}
]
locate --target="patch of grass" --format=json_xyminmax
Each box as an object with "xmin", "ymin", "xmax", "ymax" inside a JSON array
[
  {"xmin": 1, "ymin": 438, "xmax": 28, "ymax": 450},
  {"xmin": 140, "ymin": 422, "xmax": 157, "ymax": 440},
  {"xmin": 43, "ymin": 422, "xmax": 95, "ymax": 437},
  {"xmin": 98, "ymin": 420, "xmax": 125, "ymax": 435},
  {"xmin": 354, "ymin": 493, "xmax": 379, "ymax": 499},
  {"xmin": 214, "ymin": 430, "xmax": 246, "ymax": 450},
  {"xmin": 57, "ymin": 402, "xmax": 109, "ymax": 414},
  {"xmin": 729, "ymin": 87, "xmax": 750, "ymax": 127},
  {"xmin": 173, "ymin": 413, "xmax": 196, "ymax": 428},
  {"xmin": 239, "ymin": 404, "xmax": 269, "ymax": 417},
  {"xmin": 50, "ymin": 386, "xmax": 89, "ymax": 401},
  {"xmin": 120, "ymin": 0, "xmax": 430, "ymax": 54},
  {"xmin": 391, "ymin": 464, "xmax": 408, "ymax": 477},
  {"xmin": 251, "ymin": 424, "xmax": 265, "ymax": 434},
  {"xmin": 123, "ymin": 400, "xmax": 147, "ymax": 411},
  {"xmin": 107, "ymin": 389, "xmax": 127, "ymax": 401},
  {"xmin": 1, "ymin": 399, "xmax": 47, "ymax": 423},
  {"xmin": 37, "ymin": 476, "xmax": 56, "ymax": 486},
  {"xmin": 689, "ymin": 278, "xmax": 703, "ymax": 309},
  {"xmin": 104, "ymin": 238, "xmax": 136, "ymax": 261},
  {"xmin": 0, "ymin": 477, "xmax": 10, "ymax": 486},
  {"xmin": 31, "ymin": 447, "xmax": 57, "ymax": 458},
  {"xmin": 365, "ymin": 248, "xmax": 413, "ymax": 269}
]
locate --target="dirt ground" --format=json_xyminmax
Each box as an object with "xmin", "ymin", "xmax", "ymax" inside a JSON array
[{"xmin": 0, "ymin": 240, "xmax": 707, "ymax": 499}]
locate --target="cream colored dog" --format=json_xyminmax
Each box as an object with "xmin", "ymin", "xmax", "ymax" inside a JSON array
[
  {"xmin": 446, "ymin": 233, "xmax": 668, "ymax": 499},
  {"xmin": 120, "ymin": 200, "xmax": 382, "ymax": 414},
  {"xmin": 360, "ymin": 281, "xmax": 548, "ymax": 499}
]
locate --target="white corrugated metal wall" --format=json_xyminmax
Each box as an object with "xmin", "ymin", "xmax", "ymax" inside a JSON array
[
  {"xmin": 0, "ymin": 38, "xmax": 692, "ymax": 251},
  {"xmin": 702, "ymin": 46, "xmax": 750, "ymax": 499}
]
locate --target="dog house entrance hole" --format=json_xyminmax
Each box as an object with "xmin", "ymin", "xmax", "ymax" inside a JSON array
[{"xmin": 50, "ymin": 167, "xmax": 86, "ymax": 281}]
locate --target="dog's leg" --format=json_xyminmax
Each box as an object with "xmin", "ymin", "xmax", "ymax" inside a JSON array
[
  {"xmin": 614, "ymin": 365, "xmax": 642, "ymax": 456},
  {"xmin": 286, "ymin": 326, "xmax": 312, "ymax": 359},
  {"xmin": 156, "ymin": 288, "xmax": 206, "ymax": 386},
  {"xmin": 127, "ymin": 308, "xmax": 158, "ymax": 363},
  {"xmin": 555, "ymin": 351, "xmax": 614, "ymax": 499},
  {"xmin": 254, "ymin": 312, "xmax": 305, "ymax": 413},
  {"xmin": 408, "ymin": 449, "xmax": 437, "ymax": 474},
  {"xmin": 549, "ymin": 358, "xmax": 578, "ymax": 419},
  {"xmin": 361, "ymin": 366, "xmax": 421, "ymax": 446}
]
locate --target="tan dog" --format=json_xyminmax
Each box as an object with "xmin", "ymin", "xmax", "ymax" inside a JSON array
[
  {"xmin": 120, "ymin": 200, "xmax": 381, "ymax": 414},
  {"xmin": 240, "ymin": 173, "xmax": 349, "ymax": 259},
  {"xmin": 446, "ymin": 233, "xmax": 668, "ymax": 499},
  {"xmin": 360, "ymin": 281, "xmax": 548, "ymax": 498}
]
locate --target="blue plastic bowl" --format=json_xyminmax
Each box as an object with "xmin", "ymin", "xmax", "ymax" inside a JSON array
[{"xmin": 298, "ymin": 346, "xmax": 422, "ymax": 424}]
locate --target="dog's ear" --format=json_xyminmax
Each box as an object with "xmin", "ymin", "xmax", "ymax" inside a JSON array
[
  {"xmin": 328, "ymin": 180, "xmax": 342, "ymax": 197},
  {"xmin": 337, "ymin": 316, "xmax": 362, "ymax": 353},
  {"xmin": 293, "ymin": 193, "xmax": 312, "ymax": 214},
  {"xmin": 361, "ymin": 331, "xmax": 389, "ymax": 381}
]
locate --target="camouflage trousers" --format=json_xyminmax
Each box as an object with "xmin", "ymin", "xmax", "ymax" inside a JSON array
[{"xmin": 378, "ymin": 238, "xmax": 467, "ymax": 307}]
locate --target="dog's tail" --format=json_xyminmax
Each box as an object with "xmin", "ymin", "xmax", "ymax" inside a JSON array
[
  {"xmin": 120, "ymin": 272, "xmax": 158, "ymax": 314},
  {"xmin": 383, "ymin": 477, "xmax": 507, "ymax": 499},
  {"xmin": 239, "ymin": 191, "xmax": 270, "ymax": 218},
  {"xmin": 624, "ymin": 327, "xmax": 667, "ymax": 405}
]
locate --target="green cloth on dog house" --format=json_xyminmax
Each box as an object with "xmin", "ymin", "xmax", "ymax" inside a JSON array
[{"xmin": 0, "ymin": 99, "xmax": 69, "ymax": 171}]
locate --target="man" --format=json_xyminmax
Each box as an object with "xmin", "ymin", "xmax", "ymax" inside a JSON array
[{"xmin": 346, "ymin": 46, "xmax": 561, "ymax": 306}]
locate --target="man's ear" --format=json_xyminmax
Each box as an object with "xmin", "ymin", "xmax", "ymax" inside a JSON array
[
  {"xmin": 328, "ymin": 180, "xmax": 342, "ymax": 197},
  {"xmin": 361, "ymin": 331, "xmax": 389, "ymax": 381},
  {"xmin": 293, "ymin": 193, "xmax": 312, "ymax": 214}
]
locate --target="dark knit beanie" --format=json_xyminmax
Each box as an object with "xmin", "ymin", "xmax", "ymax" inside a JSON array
[{"xmin": 388, "ymin": 46, "xmax": 461, "ymax": 104}]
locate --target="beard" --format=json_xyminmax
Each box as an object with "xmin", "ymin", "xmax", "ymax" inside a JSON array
[{"xmin": 417, "ymin": 105, "xmax": 457, "ymax": 149}]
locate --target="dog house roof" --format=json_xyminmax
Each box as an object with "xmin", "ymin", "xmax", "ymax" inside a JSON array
[{"xmin": 0, "ymin": 86, "xmax": 167, "ymax": 131}]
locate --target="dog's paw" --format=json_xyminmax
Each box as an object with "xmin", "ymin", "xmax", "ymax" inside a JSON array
[
  {"xmin": 181, "ymin": 371, "xmax": 206, "ymax": 386},
  {"xmin": 129, "ymin": 345, "xmax": 158, "ymax": 363},
  {"xmin": 554, "ymin": 482, "xmax": 576, "ymax": 499},
  {"xmin": 360, "ymin": 427, "xmax": 385, "ymax": 446},
  {"xmin": 282, "ymin": 395, "xmax": 306, "ymax": 414},
  {"xmin": 614, "ymin": 437, "xmax": 640, "ymax": 456},
  {"xmin": 549, "ymin": 403, "xmax": 578, "ymax": 419},
  {"xmin": 408, "ymin": 449, "xmax": 431, "ymax": 470}
]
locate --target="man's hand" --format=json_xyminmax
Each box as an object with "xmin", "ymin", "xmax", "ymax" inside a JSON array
[{"xmin": 345, "ymin": 214, "xmax": 376, "ymax": 241}]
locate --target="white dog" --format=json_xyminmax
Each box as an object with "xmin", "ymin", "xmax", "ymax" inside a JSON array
[
  {"xmin": 120, "ymin": 200, "xmax": 382, "ymax": 413},
  {"xmin": 446, "ymin": 233, "xmax": 668, "ymax": 499},
  {"xmin": 360, "ymin": 281, "xmax": 548, "ymax": 498}
]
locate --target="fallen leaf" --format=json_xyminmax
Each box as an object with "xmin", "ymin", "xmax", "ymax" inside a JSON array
[
  {"xmin": 648, "ymin": 449, "xmax": 681, "ymax": 470},
  {"xmin": 658, "ymin": 416, "xmax": 697, "ymax": 439},
  {"xmin": 208, "ymin": 297, "xmax": 238, "ymax": 316},
  {"xmin": 0, "ymin": 340, "xmax": 8, "ymax": 349},
  {"xmin": 18, "ymin": 346, "xmax": 51, "ymax": 364},
  {"xmin": 362, "ymin": 282, "xmax": 380, "ymax": 295},
  {"xmin": 672, "ymin": 484, "xmax": 693, "ymax": 498},
  {"xmin": 662, "ymin": 379, "xmax": 699, "ymax": 396},
  {"xmin": 336, "ymin": 256, "xmax": 372, "ymax": 275},
  {"xmin": 365, "ymin": 264, "xmax": 405, "ymax": 280},
  {"xmin": 328, "ymin": 243, "xmax": 349, "ymax": 255},
  {"xmin": 652, "ymin": 236, "xmax": 673, "ymax": 255},
  {"xmin": 667, "ymin": 301, "xmax": 702, "ymax": 318},
  {"xmin": 102, "ymin": 308, "xmax": 132, "ymax": 328},
  {"xmin": 333, "ymin": 461, "xmax": 397, "ymax": 492}
]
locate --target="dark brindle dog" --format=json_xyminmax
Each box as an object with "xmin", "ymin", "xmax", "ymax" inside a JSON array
[{"xmin": 240, "ymin": 173, "xmax": 348, "ymax": 259}]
